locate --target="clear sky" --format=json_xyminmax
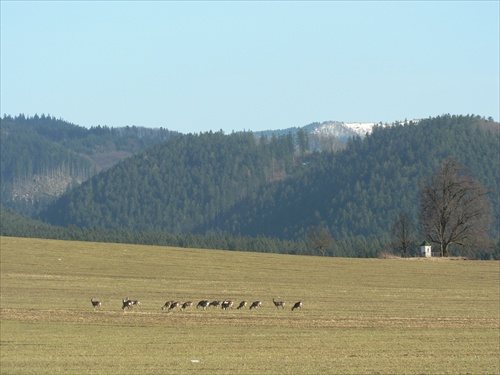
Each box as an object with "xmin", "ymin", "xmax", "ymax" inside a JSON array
[{"xmin": 1, "ymin": 1, "xmax": 499, "ymax": 134}]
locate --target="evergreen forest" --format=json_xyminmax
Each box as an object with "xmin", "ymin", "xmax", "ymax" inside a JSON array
[
  {"xmin": 1, "ymin": 114, "xmax": 498, "ymax": 259},
  {"xmin": 0, "ymin": 114, "xmax": 180, "ymax": 215}
]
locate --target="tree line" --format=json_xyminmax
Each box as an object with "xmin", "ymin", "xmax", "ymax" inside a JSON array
[
  {"xmin": 1, "ymin": 114, "xmax": 498, "ymax": 259},
  {"xmin": 36, "ymin": 115, "xmax": 499, "ymax": 259}
]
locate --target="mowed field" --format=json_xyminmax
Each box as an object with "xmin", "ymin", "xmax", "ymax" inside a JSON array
[{"xmin": 1, "ymin": 237, "xmax": 498, "ymax": 375}]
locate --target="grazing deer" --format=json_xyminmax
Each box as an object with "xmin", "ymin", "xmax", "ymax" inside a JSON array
[
  {"xmin": 197, "ymin": 300, "xmax": 210, "ymax": 310},
  {"xmin": 91, "ymin": 298, "xmax": 101, "ymax": 311},
  {"xmin": 249, "ymin": 301, "xmax": 262, "ymax": 310},
  {"xmin": 162, "ymin": 301, "xmax": 173, "ymax": 310},
  {"xmin": 122, "ymin": 298, "xmax": 133, "ymax": 311},
  {"xmin": 130, "ymin": 300, "xmax": 141, "ymax": 307},
  {"xmin": 209, "ymin": 300, "xmax": 222, "ymax": 308},
  {"xmin": 221, "ymin": 300, "xmax": 233, "ymax": 310},
  {"xmin": 291, "ymin": 301, "xmax": 302, "ymax": 311},
  {"xmin": 168, "ymin": 301, "xmax": 180, "ymax": 311},
  {"xmin": 181, "ymin": 301, "xmax": 193, "ymax": 311},
  {"xmin": 236, "ymin": 301, "xmax": 247, "ymax": 310},
  {"xmin": 273, "ymin": 298, "xmax": 285, "ymax": 309}
]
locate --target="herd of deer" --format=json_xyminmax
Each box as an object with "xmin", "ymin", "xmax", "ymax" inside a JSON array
[{"xmin": 90, "ymin": 298, "xmax": 302, "ymax": 312}]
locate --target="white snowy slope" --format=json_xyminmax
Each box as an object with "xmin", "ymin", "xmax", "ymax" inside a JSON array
[
  {"xmin": 311, "ymin": 121, "xmax": 377, "ymax": 138},
  {"xmin": 312, "ymin": 119, "xmax": 420, "ymax": 138},
  {"xmin": 343, "ymin": 122, "xmax": 378, "ymax": 136}
]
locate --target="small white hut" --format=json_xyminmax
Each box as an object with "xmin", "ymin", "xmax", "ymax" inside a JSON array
[{"xmin": 420, "ymin": 241, "xmax": 432, "ymax": 257}]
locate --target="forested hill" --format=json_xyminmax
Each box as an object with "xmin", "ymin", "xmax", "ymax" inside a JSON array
[
  {"xmin": 0, "ymin": 114, "xmax": 180, "ymax": 215},
  {"xmin": 214, "ymin": 115, "xmax": 499, "ymax": 241},
  {"xmin": 40, "ymin": 131, "xmax": 299, "ymax": 232},
  {"xmin": 39, "ymin": 115, "xmax": 499, "ymax": 245}
]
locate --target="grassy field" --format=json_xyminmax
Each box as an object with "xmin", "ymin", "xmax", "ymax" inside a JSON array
[{"xmin": 1, "ymin": 236, "xmax": 498, "ymax": 374}]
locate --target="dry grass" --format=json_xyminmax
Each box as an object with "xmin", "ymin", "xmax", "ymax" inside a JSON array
[{"xmin": 1, "ymin": 236, "xmax": 499, "ymax": 374}]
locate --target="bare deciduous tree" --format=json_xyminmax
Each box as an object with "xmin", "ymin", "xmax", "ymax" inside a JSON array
[
  {"xmin": 420, "ymin": 158, "xmax": 493, "ymax": 257},
  {"xmin": 391, "ymin": 212, "xmax": 415, "ymax": 257},
  {"xmin": 307, "ymin": 226, "xmax": 334, "ymax": 256}
]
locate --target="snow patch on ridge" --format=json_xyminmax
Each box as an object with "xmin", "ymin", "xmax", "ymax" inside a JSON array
[
  {"xmin": 344, "ymin": 122, "xmax": 378, "ymax": 136},
  {"xmin": 312, "ymin": 119, "xmax": 421, "ymax": 138}
]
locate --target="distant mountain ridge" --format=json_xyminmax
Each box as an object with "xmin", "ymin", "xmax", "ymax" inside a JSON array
[{"xmin": 263, "ymin": 118, "xmax": 422, "ymax": 139}]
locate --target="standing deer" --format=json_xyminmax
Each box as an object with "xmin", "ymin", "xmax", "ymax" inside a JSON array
[
  {"xmin": 291, "ymin": 301, "xmax": 302, "ymax": 311},
  {"xmin": 122, "ymin": 298, "xmax": 132, "ymax": 311},
  {"xmin": 249, "ymin": 301, "xmax": 262, "ymax": 310},
  {"xmin": 236, "ymin": 301, "xmax": 247, "ymax": 310},
  {"xmin": 197, "ymin": 300, "xmax": 210, "ymax": 310},
  {"xmin": 91, "ymin": 298, "xmax": 101, "ymax": 311},
  {"xmin": 221, "ymin": 300, "xmax": 233, "ymax": 310},
  {"xmin": 273, "ymin": 298, "xmax": 285, "ymax": 309},
  {"xmin": 181, "ymin": 301, "xmax": 193, "ymax": 311}
]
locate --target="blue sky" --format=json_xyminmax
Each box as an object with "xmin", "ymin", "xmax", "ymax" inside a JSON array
[{"xmin": 1, "ymin": 1, "xmax": 499, "ymax": 134}]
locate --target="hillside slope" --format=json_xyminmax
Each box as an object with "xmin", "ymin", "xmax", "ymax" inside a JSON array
[
  {"xmin": 215, "ymin": 115, "xmax": 499, "ymax": 240},
  {"xmin": 39, "ymin": 115, "xmax": 499, "ymax": 246},
  {"xmin": 40, "ymin": 131, "xmax": 299, "ymax": 232},
  {"xmin": 0, "ymin": 114, "xmax": 179, "ymax": 215}
]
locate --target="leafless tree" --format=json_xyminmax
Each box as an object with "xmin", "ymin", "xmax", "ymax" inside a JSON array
[
  {"xmin": 420, "ymin": 157, "xmax": 493, "ymax": 257},
  {"xmin": 306, "ymin": 226, "xmax": 334, "ymax": 256},
  {"xmin": 391, "ymin": 212, "xmax": 416, "ymax": 257}
]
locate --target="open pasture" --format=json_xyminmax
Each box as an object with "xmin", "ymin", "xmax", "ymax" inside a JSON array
[{"xmin": 1, "ymin": 236, "xmax": 499, "ymax": 374}]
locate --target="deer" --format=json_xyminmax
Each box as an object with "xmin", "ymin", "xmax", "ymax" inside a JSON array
[
  {"xmin": 221, "ymin": 300, "xmax": 233, "ymax": 310},
  {"xmin": 291, "ymin": 301, "xmax": 302, "ymax": 311},
  {"xmin": 273, "ymin": 298, "xmax": 285, "ymax": 309},
  {"xmin": 197, "ymin": 300, "xmax": 210, "ymax": 310},
  {"xmin": 122, "ymin": 298, "xmax": 133, "ymax": 311},
  {"xmin": 168, "ymin": 301, "xmax": 180, "ymax": 311},
  {"xmin": 209, "ymin": 300, "xmax": 222, "ymax": 308},
  {"xmin": 249, "ymin": 301, "xmax": 262, "ymax": 310},
  {"xmin": 236, "ymin": 301, "xmax": 247, "ymax": 310},
  {"xmin": 130, "ymin": 300, "xmax": 141, "ymax": 307},
  {"xmin": 162, "ymin": 301, "xmax": 173, "ymax": 310},
  {"xmin": 90, "ymin": 298, "xmax": 101, "ymax": 311},
  {"xmin": 181, "ymin": 301, "xmax": 193, "ymax": 311}
]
